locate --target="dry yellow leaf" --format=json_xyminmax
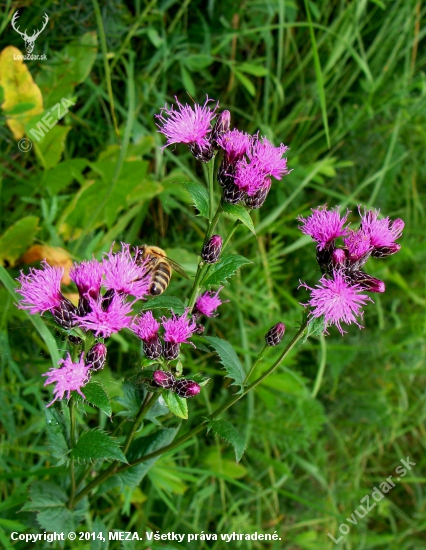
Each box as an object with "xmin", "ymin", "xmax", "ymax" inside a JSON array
[
  {"xmin": 21, "ymin": 244, "xmax": 73, "ymax": 285},
  {"xmin": 0, "ymin": 46, "xmax": 43, "ymax": 139}
]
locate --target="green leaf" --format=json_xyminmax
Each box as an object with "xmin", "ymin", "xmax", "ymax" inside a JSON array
[
  {"xmin": 222, "ymin": 202, "xmax": 256, "ymax": 235},
  {"xmin": 0, "ymin": 265, "xmax": 60, "ymax": 367},
  {"xmin": 208, "ymin": 419, "xmax": 246, "ymax": 462},
  {"xmin": 115, "ymin": 378, "xmax": 169, "ymax": 424},
  {"xmin": 74, "ymin": 381, "xmax": 112, "ymax": 417},
  {"xmin": 203, "ymin": 254, "xmax": 252, "ymax": 286},
  {"xmin": 71, "ymin": 429, "xmax": 127, "ymax": 463},
  {"xmin": 31, "ymin": 124, "xmax": 71, "ymax": 170},
  {"xmin": 142, "ymin": 295, "xmax": 185, "ymax": 315},
  {"xmin": 44, "ymin": 408, "xmax": 69, "ymax": 463},
  {"xmin": 237, "ymin": 62, "xmax": 268, "ymax": 77},
  {"xmin": 0, "ymin": 216, "xmax": 39, "ymax": 266},
  {"xmin": 234, "ymin": 70, "xmax": 256, "ymax": 97},
  {"xmin": 91, "ymin": 518, "xmax": 109, "ymax": 550},
  {"xmin": 204, "ymin": 336, "xmax": 245, "ymax": 390},
  {"xmin": 162, "ymin": 390, "xmax": 188, "ymax": 420},
  {"xmin": 117, "ymin": 427, "xmax": 179, "ymax": 490},
  {"xmin": 21, "ymin": 482, "xmax": 78, "ymax": 533},
  {"xmin": 179, "ymin": 181, "xmax": 210, "ymax": 218},
  {"xmin": 302, "ymin": 314, "xmax": 326, "ymax": 343}
]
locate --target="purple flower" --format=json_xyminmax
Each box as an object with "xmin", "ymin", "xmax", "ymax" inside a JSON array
[
  {"xmin": 156, "ymin": 96, "xmax": 218, "ymax": 150},
  {"xmin": 70, "ymin": 258, "xmax": 103, "ymax": 300},
  {"xmin": 43, "ymin": 352, "xmax": 91, "ymax": 407},
  {"xmin": 331, "ymin": 248, "xmax": 347, "ymax": 267},
  {"xmin": 103, "ymin": 243, "xmax": 150, "ymax": 300},
  {"xmin": 298, "ymin": 205, "xmax": 350, "ymax": 250},
  {"xmin": 299, "ymin": 271, "xmax": 373, "ymax": 335},
  {"xmin": 16, "ymin": 261, "xmax": 64, "ymax": 314},
  {"xmin": 360, "ymin": 208, "xmax": 404, "ymax": 248},
  {"xmin": 344, "ymin": 230, "xmax": 372, "ymax": 261},
  {"xmin": 76, "ymin": 295, "xmax": 132, "ymax": 338},
  {"xmin": 249, "ymin": 136, "xmax": 289, "ymax": 180},
  {"xmin": 217, "ymin": 129, "xmax": 252, "ymax": 163},
  {"xmin": 196, "ymin": 287, "xmax": 225, "ymax": 317},
  {"xmin": 234, "ymin": 159, "xmax": 269, "ymax": 196},
  {"xmin": 132, "ymin": 310, "xmax": 160, "ymax": 342},
  {"xmin": 162, "ymin": 308, "xmax": 197, "ymax": 345}
]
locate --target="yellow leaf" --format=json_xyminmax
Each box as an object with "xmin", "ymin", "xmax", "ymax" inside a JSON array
[
  {"xmin": 0, "ymin": 46, "xmax": 43, "ymax": 139},
  {"xmin": 21, "ymin": 244, "xmax": 73, "ymax": 285}
]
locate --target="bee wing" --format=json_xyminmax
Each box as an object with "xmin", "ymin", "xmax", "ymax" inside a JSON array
[{"xmin": 168, "ymin": 258, "xmax": 190, "ymax": 279}]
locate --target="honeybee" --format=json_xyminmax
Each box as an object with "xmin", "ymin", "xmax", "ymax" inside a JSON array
[{"xmin": 135, "ymin": 245, "xmax": 189, "ymax": 296}]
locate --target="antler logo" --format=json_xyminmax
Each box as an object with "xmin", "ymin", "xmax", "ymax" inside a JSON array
[{"xmin": 11, "ymin": 11, "xmax": 49, "ymax": 54}]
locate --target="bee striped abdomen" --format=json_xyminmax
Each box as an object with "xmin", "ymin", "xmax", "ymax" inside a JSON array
[{"xmin": 149, "ymin": 261, "xmax": 171, "ymax": 295}]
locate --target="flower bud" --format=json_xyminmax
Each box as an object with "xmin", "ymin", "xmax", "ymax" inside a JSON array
[
  {"xmin": 245, "ymin": 179, "xmax": 271, "ymax": 210},
  {"xmin": 85, "ymin": 343, "xmax": 107, "ymax": 371},
  {"xmin": 217, "ymin": 159, "xmax": 235, "ymax": 188},
  {"xmin": 211, "ymin": 110, "xmax": 231, "ymax": 149},
  {"xmin": 162, "ymin": 341, "xmax": 180, "ymax": 361},
  {"xmin": 175, "ymin": 379, "xmax": 201, "ymax": 398},
  {"xmin": 350, "ymin": 271, "xmax": 386, "ymax": 293},
  {"xmin": 153, "ymin": 370, "xmax": 176, "ymax": 390},
  {"xmin": 188, "ymin": 142, "xmax": 214, "ymax": 162},
  {"xmin": 371, "ymin": 243, "xmax": 401, "ymax": 258},
  {"xmin": 332, "ymin": 248, "xmax": 347, "ymax": 267},
  {"xmin": 201, "ymin": 235, "xmax": 223, "ymax": 264},
  {"xmin": 222, "ymin": 180, "xmax": 246, "ymax": 205},
  {"xmin": 52, "ymin": 296, "xmax": 77, "ymax": 329},
  {"xmin": 143, "ymin": 336, "xmax": 162, "ymax": 359},
  {"xmin": 195, "ymin": 323, "xmax": 205, "ymax": 335},
  {"xmin": 265, "ymin": 322, "xmax": 286, "ymax": 346}
]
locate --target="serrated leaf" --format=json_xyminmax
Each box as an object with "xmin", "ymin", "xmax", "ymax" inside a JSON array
[
  {"xmin": 162, "ymin": 390, "xmax": 188, "ymax": 419},
  {"xmin": 208, "ymin": 419, "xmax": 246, "ymax": 462},
  {"xmin": 142, "ymin": 295, "xmax": 185, "ymax": 315},
  {"xmin": 203, "ymin": 254, "xmax": 252, "ymax": 286},
  {"xmin": 117, "ymin": 427, "xmax": 179, "ymax": 490},
  {"xmin": 0, "ymin": 216, "xmax": 39, "ymax": 266},
  {"xmin": 302, "ymin": 314, "xmax": 325, "ymax": 343},
  {"xmin": 71, "ymin": 429, "xmax": 127, "ymax": 463},
  {"xmin": 222, "ymin": 202, "xmax": 256, "ymax": 235},
  {"xmin": 21, "ymin": 482, "xmax": 67, "ymax": 511},
  {"xmin": 204, "ymin": 336, "xmax": 245, "ymax": 390},
  {"xmin": 44, "ymin": 408, "xmax": 69, "ymax": 463},
  {"xmin": 179, "ymin": 181, "xmax": 210, "ymax": 218},
  {"xmin": 74, "ymin": 381, "xmax": 112, "ymax": 417}
]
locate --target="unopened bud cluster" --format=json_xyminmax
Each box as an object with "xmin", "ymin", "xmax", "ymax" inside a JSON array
[{"xmin": 153, "ymin": 370, "xmax": 201, "ymax": 399}]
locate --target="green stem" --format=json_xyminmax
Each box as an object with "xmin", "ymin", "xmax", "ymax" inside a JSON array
[
  {"xmin": 311, "ymin": 334, "xmax": 326, "ymax": 398},
  {"xmin": 221, "ymin": 219, "xmax": 242, "ymax": 251},
  {"xmin": 207, "ymin": 155, "xmax": 216, "ymax": 223},
  {"xmin": 244, "ymin": 344, "xmax": 268, "ymax": 386},
  {"xmin": 71, "ymin": 392, "xmax": 160, "ymax": 507},
  {"xmin": 115, "ymin": 321, "xmax": 308, "ymax": 474},
  {"xmin": 68, "ymin": 397, "xmax": 77, "ymax": 508}
]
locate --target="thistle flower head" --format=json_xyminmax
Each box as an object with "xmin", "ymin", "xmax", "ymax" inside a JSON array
[
  {"xmin": 299, "ymin": 270, "xmax": 373, "ymax": 335},
  {"xmin": 217, "ymin": 129, "xmax": 252, "ymax": 163},
  {"xmin": 360, "ymin": 208, "xmax": 404, "ymax": 248},
  {"xmin": 76, "ymin": 295, "xmax": 132, "ymax": 338},
  {"xmin": 16, "ymin": 261, "xmax": 64, "ymax": 314},
  {"xmin": 298, "ymin": 205, "xmax": 350, "ymax": 250},
  {"xmin": 344, "ymin": 230, "xmax": 372, "ymax": 261},
  {"xmin": 211, "ymin": 110, "xmax": 231, "ymax": 148},
  {"xmin": 196, "ymin": 287, "xmax": 225, "ymax": 317},
  {"xmin": 85, "ymin": 343, "xmax": 107, "ymax": 371},
  {"xmin": 235, "ymin": 158, "xmax": 269, "ymax": 196},
  {"xmin": 43, "ymin": 352, "xmax": 91, "ymax": 407},
  {"xmin": 175, "ymin": 379, "xmax": 201, "ymax": 398},
  {"xmin": 70, "ymin": 258, "xmax": 103, "ymax": 299},
  {"xmin": 249, "ymin": 136, "xmax": 289, "ymax": 180},
  {"xmin": 132, "ymin": 310, "xmax": 160, "ymax": 342},
  {"xmin": 201, "ymin": 235, "xmax": 223, "ymax": 264},
  {"xmin": 156, "ymin": 96, "xmax": 218, "ymax": 150},
  {"xmin": 103, "ymin": 243, "xmax": 150, "ymax": 300},
  {"xmin": 162, "ymin": 308, "xmax": 197, "ymax": 344}
]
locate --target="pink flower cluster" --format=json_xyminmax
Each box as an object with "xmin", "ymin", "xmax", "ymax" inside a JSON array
[
  {"xmin": 298, "ymin": 205, "xmax": 403, "ymax": 335},
  {"xmin": 155, "ymin": 97, "xmax": 290, "ymax": 208}
]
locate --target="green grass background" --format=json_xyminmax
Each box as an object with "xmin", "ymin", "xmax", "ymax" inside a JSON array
[{"xmin": 0, "ymin": 0, "xmax": 425, "ymax": 548}]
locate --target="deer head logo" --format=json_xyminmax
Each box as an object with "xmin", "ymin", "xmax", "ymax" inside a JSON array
[{"xmin": 11, "ymin": 11, "xmax": 49, "ymax": 54}]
